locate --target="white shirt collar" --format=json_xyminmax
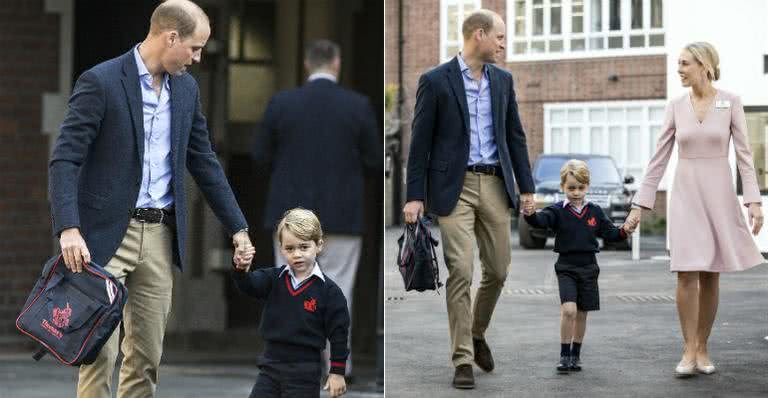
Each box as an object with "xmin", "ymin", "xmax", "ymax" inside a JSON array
[
  {"xmin": 563, "ymin": 198, "xmax": 589, "ymax": 210},
  {"xmin": 308, "ymin": 72, "xmax": 337, "ymax": 83},
  {"xmin": 279, "ymin": 261, "xmax": 326, "ymax": 284}
]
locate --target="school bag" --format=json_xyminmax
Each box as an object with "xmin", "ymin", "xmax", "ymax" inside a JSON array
[
  {"xmin": 16, "ymin": 255, "xmax": 126, "ymax": 366},
  {"xmin": 396, "ymin": 217, "xmax": 443, "ymax": 292}
]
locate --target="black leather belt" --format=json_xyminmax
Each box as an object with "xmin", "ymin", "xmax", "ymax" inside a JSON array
[
  {"xmin": 132, "ymin": 208, "xmax": 172, "ymax": 224},
  {"xmin": 467, "ymin": 164, "xmax": 502, "ymax": 176}
]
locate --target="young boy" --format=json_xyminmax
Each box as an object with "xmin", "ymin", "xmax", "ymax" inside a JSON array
[
  {"xmin": 233, "ymin": 208, "xmax": 350, "ymax": 397},
  {"xmin": 522, "ymin": 159, "xmax": 636, "ymax": 374}
]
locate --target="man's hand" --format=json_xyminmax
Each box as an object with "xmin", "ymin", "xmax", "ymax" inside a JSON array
[
  {"xmin": 232, "ymin": 230, "xmax": 255, "ymax": 270},
  {"xmin": 402, "ymin": 200, "xmax": 424, "ymax": 224},
  {"xmin": 59, "ymin": 228, "xmax": 91, "ymax": 273},
  {"xmin": 748, "ymin": 203, "xmax": 763, "ymax": 235},
  {"xmin": 323, "ymin": 373, "xmax": 346, "ymax": 398}
]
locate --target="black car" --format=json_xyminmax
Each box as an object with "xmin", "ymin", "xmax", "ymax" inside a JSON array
[{"xmin": 518, "ymin": 154, "xmax": 634, "ymax": 250}]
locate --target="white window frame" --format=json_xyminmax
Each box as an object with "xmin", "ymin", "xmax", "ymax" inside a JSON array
[
  {"xmin": 544, "ymin": 100, "xmax": 666, "ymax": 190},
  {"xmin": 440, "ymin": 0, "xmax": 483, "ymax": 62},
  {"xmin": 507, "ymin": 0, "xmax": 665, "ymax": 62}
]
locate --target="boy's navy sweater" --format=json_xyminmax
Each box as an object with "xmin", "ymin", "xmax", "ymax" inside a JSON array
[
  {"xmin": 524, "ymin": 201, "xmax": 627, "ymax": 265},
  {"xmin": 232, "ymin": 265, "xmax": 350, "ymax": 375}
]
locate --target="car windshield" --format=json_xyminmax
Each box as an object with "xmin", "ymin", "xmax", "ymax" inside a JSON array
[{"xmin": 534, "ymin": 157, "xmax": 622, "ymax": 185}]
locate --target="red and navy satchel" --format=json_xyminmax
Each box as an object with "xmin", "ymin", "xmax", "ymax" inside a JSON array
[{"xmin": 16, "ymin": 255, "xmax": 127, "ymax": 366}]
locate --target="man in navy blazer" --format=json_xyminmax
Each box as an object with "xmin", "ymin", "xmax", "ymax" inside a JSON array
[
  {"xmin": 403, "ymin": 9, "xmax": 535, "ymax": 389},
  {"xmin": 252, "ymin": 39, "xmax": 381, "ymax": 377},
  {"xmin": 48, "ymin": 1, "xmax": 254, "ymax": 396}
]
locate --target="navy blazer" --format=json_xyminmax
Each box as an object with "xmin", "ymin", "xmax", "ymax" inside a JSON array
[
  {"xmin": 49, "ymin": 49, "xmax": 248, "ymax": 270},
  {"xmin": 406, "ymin": 57, "xmax": 535, "ymax": 216},
  {"xmin": 252, "ymin": 79, "xmax": 382, "ymax": 234}
]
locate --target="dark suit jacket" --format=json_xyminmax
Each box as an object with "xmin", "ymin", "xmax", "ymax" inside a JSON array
[
  {"xmin": 252, "ymin": 78, "xmax": 382, "ymax": 234},
  {"xmin": 49, "ymin": 49, "xmax": 248, "ymax": 270},
  {"xmin": 406, "ymin": 57, "xmax": 535, "ymax": 216}
]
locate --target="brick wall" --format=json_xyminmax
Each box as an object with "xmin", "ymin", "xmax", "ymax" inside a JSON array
[{"xmin": 0, "ymin": 1, "xmax": 59, "ymax": 338}]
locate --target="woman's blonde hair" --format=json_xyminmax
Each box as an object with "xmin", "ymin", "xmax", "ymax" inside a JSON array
[
  {"xmin": 276, "ymin": 208, "xmax": 323, "ymax": 244},
  {"xmin": 684, "ymin": 42, "xmax": 720, "ymax": 81},
  {"xmin": 560, "ymin": 159, "xmax": 590, "ymax": 186}
]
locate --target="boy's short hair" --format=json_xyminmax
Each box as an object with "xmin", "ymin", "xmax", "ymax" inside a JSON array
[
  {"xmin": 276, "ymin": 208, "xmax": 324, "ymax": 244},
  {"xmin": 560, "ymin": 159, "xmax": 590, "ymax": 186}
]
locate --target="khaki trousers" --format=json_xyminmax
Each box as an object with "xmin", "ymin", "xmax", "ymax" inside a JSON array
[
  {"xmin": 438, "ymin": 172, "xmax": 512, "ymax": 367},
  {"xmin": 77, "ymin": 220, "xmax": 174, "ymax": 398}
]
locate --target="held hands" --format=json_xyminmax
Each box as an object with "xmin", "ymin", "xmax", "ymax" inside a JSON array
[
  {"xmin": 519, "ymin": 193, "xmax": 535, "ymax": 216},
  {"xmin": 622, "ymin": 208, "xmax": 642, "ymax": 234},
  {"xmin": 324, "ymin": 374, "xmax": 346, "ymax": 397},
  {"xmin": 232, "ymin": 230, "xmax": 255, "ymax": 272},
  {"xmin": 59, "ymin": 228, "xmax": 91, "ymax": 273},
  {"xmin": 402, "ymin": 200, "xmax": 424, "ymax": 224},
  {"xmin": 748, "ymin": 203, "xmax": 764, "ymax": 235}
]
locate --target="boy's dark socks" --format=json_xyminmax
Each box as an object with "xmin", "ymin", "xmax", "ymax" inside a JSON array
[
  {"xmin": 571, "ymin": 342, "xmax": 582, "ymax": 357},
  {"xmin": 561, "ymin": 343, "xmax": 570, "ymax": 357}
]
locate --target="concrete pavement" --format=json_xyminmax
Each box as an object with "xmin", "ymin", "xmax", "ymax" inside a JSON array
[{"xmin": 385, "ymin": 225, "xmax": 768, "ymax": 397}]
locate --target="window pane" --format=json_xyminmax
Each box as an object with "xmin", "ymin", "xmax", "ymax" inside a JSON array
[
  {"xmin": 550, "ymin": 40, "xmax": 564, "ymax": 52},
  {"xmin": 631, "ymin": 0, "xmax": 643, "ymax": 29},
  {"xmin": 589, "ymin": 108, "xmax": 605, "ymax": 122},
  {"xmin": 570, "ymin": 127, "xmax": 583, "ymax": 153},
  {"xmin": 630, "ymin": 35, "xmax": 645, "ymax": 47},
  {"xmin": 568, "ymin": 109, "xmax": 584, "ymax": 123},
  {"xmin": 649, "ymin": 34, "xmax": 665, "ymax": 46},
  {"xmin": 649, "ymin": 106, "xmax": 664, "ymax": 121},
  {"xmin": 464, "ymin": 1, "xmax": 477, "ymax": 13},
  {"xmin": 571, "ymin": 38, "xmax": 585, "ymax": 51},
  {"xmin": 551, "ymin": 109, "xmax": 566, "ymax": 123},
  {"xmin": 627, "ymin": 126, "xmax": 641, "ymax": 163},
  {"xmin": 513, "ymin": 41, "xmax": 528, "ymax": 54},
  {"xmin": 229, "ymin": 15, "xmax": 241, "ymax": 59},
  {"xmin": 608, "ymin": 36, "xmax": 623, "ymax": 48},
  {"xmin": 532, "ymin": 40, "xmax": 546, "ymax": 52},
  {"xmin": 516, "ymin": 18, "xmax": 526, "ymax": 36},
  {"xmin": 609, "ymin": 0, "xmax": 621, "ymax": 30},
  {"xmin": 242, "ymin": 1, "xmax": 275, "ymax": 60},
  {"xmin": 533, "ymin": 8, "xmax": 544, "ymax": 35},
  {"xmin": 446, "ymin": 44, "xmax": 460, "ymax": 57},
  {"xmin": 552, "ymin": 128, "xmax": 567, "ymax": 152},
  {"xmin": 447, "ymin": 5, "xmax": 459, "ymax": 42},
  {"xmin": 534, "ymin": 0, "xmax": 544, "ymax": 4},
  {"xmin": 627, "ymin": 108, "xmax": 642, "ymax": 122},
  {"xmin": 651, "ymin": 0, "xmax": 663, "ymax": 28},
  {"xmin": 551, "ymin": 6, "xmax": 562, "ymax": 34},
  {"xmin": 591, "ymin": 127, "xmax": 607, "ymax": 154},
  {"xmin": 572, "ymin": 16, "xmax": 583, "ymax": 33},
  {"xmin": 609, "ymin": 126, "xmax": 623, "ymax": 162},
  {"xmin": 590, "ymin": 0, "xmax": 602, "ymax": 32},
  {"xmin": 589, "ymin": 36, "xmax": 604, "ymax": 49},
  {"xmin": 229, "ymin": 65, "xmax": 276, "ymax": 122},
  {"xmin": 608, "ymin": 108, "xmax": 623, "ymax": 122}
]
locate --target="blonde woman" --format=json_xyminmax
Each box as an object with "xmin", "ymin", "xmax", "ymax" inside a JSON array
[{"xmin": 625, "ymin": 42, "xmax": 764, "ymax": 377}]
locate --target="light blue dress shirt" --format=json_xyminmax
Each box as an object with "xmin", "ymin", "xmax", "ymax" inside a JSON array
[
  {"xmin": 457, "ymin": 53, "xmax": 498, "ymax": 166},
  {"xmin": 279, "ymin": 261, "xmax": 326, "ymax": 289},
  {"xmin": 133, "ymin": 46, "xmax": 174, "ymax": 209}
]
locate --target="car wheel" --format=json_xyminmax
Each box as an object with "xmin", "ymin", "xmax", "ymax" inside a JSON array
[{"xmin": 518, "ymin": 217, "xmax": 546, "ymax": 249}]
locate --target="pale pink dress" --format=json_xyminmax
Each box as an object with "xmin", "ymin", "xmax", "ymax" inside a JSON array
[{"xmin": 634, "ymin": 89, "xmax": 765, "ymax": 272}]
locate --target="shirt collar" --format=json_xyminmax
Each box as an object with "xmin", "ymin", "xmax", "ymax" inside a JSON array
[
  {"xmin": 133, "ymin": 44, "xmax": 170, "ymax": 90},
  {"xmin": 457, "ymin": 52, "xmax": 488, "ymax": 78},
  {"xmin": 308, "ymin": 72, "xmax": 337, "ymax": 83},
  {"xmin": 279, "ymin": 262, "xmax": 326, "ymax": 283},
  {"xmin": 563, "ymin": 198, "xmax": 589, "ymax": 209}
]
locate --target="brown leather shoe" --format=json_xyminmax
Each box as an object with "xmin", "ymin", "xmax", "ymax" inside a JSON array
[
  {"xmin": 452, "ymin": 364, "xmax": 475, "ymax": 389},
  {"xmin": 473, "ymin": 338, "xmax": 495, "ymax": 372}
]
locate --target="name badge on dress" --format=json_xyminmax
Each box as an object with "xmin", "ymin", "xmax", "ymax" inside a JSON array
[{"xmin": 715, "ymin": 100, "xmax": 731, "ymax": 109}]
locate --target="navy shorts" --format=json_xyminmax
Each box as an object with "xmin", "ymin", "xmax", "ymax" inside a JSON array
[
  {"xmin": 250, "ymin": 358, "xmax": 322, "ymax": 398},
  {"xmin": 555, "ymin": 262, "xmax": 600, "ymax": 311}
]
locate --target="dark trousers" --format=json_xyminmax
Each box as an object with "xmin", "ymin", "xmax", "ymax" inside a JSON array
[{"xmin": 250, "ymin": 359, "xmax": 322, "ymax": 398}]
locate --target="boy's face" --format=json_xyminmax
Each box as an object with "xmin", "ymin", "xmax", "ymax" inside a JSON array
[
  {"xmin": 280, "ymin": 229, "xmax": 323, "ymax": 276},
  {"xmin": 561, "ymin": 174, "xmax": 589, "ymax": 204}
]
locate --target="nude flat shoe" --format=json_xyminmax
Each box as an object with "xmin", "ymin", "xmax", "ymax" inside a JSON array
[
  {"xmin": 696, "ymin": 361, "xmax": 716, "ymax": 374},
  {"xmin": 674, "ymin": 359, "xmax": 696, "ymax": 378}
]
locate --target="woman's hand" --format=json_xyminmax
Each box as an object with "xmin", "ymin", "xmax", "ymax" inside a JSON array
[
  {"xmin": 748, "ymin": 203, "xmax": 763, "ymax": 235},
  {"xmin": 624, "ymin": 208, "xmax": 642, "ymax": 234}
]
